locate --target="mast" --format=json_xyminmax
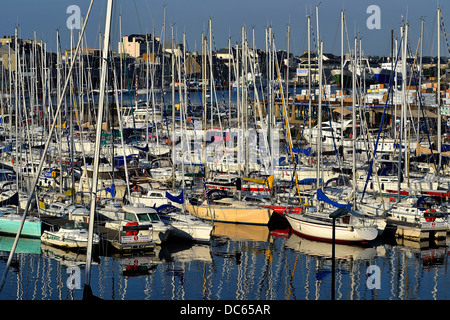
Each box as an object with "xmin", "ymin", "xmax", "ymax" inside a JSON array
[
  {"xmin": 171, "ymin": 25, "xmax": 175, "ymax": 191},
  {"xmin": 307, "ymin": 15, "xmax": 312, "ymax": 150},
  {"xmin": 437, "ymin": 8, "xmax": 442, "ymax": 172},
  {"xmin": 418, "ymin": 19, "xmax": 424, "ymax": 144},
  {"xmin": 14, "ymin": 27, "xmax": 19, "ymax": 198},
  {"xmin": 285, "ymin": 25, "xmax": 290, "ymax": 106},
  {"xmin": 84, "ymin": 0, "xmax": 113, "ymax": 295},
  {"xmin": 340, "ymin": 11, "xmax": 344, "ymax": 151},
  {"xmin": 228, "ymin": 37, "xmax": 232, "ymax": 126},
  {"xmin": 352, "ymin": 37, "xmax": 357, "ymax": 208},
  {"xmin": 397, "ymin": 24, "xmax": 406, "ymax": 202},
  {"xmin": 57, "ymin": 29, "xmax": 63, "ymax": 194},
  {"xmin": 209, "ymin": 19, "xmax": 214, "ymax": 129},
  {"xmin": 316, "ymin": 41, "xmax": 323, "ymax": 204}
]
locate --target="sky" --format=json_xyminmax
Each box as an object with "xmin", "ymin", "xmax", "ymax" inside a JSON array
[{"xmin": 1, "ymin": 0, "xmax": 450, "ymax": 57}]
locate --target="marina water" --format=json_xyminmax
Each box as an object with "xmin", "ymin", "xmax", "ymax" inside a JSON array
[{"xmin": 0, "ymin": 220, "xmax": 448, "ymax": 300}]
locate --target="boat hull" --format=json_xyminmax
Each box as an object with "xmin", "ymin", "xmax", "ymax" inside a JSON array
[
  {"xmin": 40, "ymin": 231, "xmax": 88, "ymax": 249},
  {"xmin": 169, "ymin": 222, "xmax": 213, "ymax": 242},
  {"xmin": 186, "ymin": 203, "xmax": 273, "ymax": 225},
  {"xmin": 285, "ymin": 213, "xmax": 377, "ymax": 243}
]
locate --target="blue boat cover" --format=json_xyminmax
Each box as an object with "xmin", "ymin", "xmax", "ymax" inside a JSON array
[
  {"xmin": 293, "ymin": 146, "xmax": 312, "ymax": 156},
  {"xmin": 106, "ymin": 183, "xmax": 116, "ymax": 198},
  {"xmin": 299, "ymin": 178, "xmax": 322, "ymax": 184},
  {"xmin": 0, "ymin": 144, "xmax": 12, "ymax": 153},
  {"xmin": 166, "ymin": 190, "xmax": 184, "ymax": 204},
  {"xmin": 316, "ymin": 188, "xmax": 351, "ymax": 210}
]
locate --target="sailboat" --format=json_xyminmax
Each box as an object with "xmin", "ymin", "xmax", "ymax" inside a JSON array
[
  {"xmin": 157, "ymin": 204, "xmax": 214, "ymax": 242},
  {"xmin": 285, "ymin": 191, "xmax": 379, "ymax": 243},
  {"xmin": 186, "ymin": 189, "xmax": 273, "ymax": 225},
  {"xmin": 285, "ymin": 41, "xmax": 379, "ymax": 244}
]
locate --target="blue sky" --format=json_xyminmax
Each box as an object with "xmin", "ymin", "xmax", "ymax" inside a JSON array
[{"xmin": 1, "ymin": 0, "xmax": 449, "ymax": 57}]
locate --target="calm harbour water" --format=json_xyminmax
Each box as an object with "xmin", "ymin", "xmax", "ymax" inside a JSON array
[{"xmin": 0, "ymin": 219, "xmax": 448, "ymax": 301}]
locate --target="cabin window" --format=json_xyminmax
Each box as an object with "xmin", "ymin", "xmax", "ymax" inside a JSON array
[
  {"xmin": 381, "ymin": 183, "xmax": 384, "ymax": 190},
  {"xmin": 125, "ymin": 212, "xmax": 137, "ymax": 222},
  {"xmin": 136, "ymin": 213, "xmax": 151, "ymax": 222},
  {"xmin": 148, "ymin": 213, "xmax": 160, "ymax": 222},
  {"xmin": 149, "ymin": 193, "xmax": 163, "ymax": 197}
]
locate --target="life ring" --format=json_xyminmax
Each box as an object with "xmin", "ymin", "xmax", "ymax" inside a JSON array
[
  {"xmin": 390, "ymin": 197, "xmax": 395, "ymax": 203},
  {"xmin": 355, "ymin": 172, "xmax": 359, "ymax": 179},
  {"xmin": 11, "ymin": 158, "xmax": 14, "ymax": 164},
  {"xmin": 51, "ymin": 170, "xmax": 57, "ymax": 178},
  {"xmin": 125, "ymin": 222, "xmax": 139, "ymax": 236}
]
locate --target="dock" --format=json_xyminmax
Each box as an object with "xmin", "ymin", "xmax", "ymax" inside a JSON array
[{"xmin": 385, "ymin": 219, "xmax": 448, "ymax": 247}]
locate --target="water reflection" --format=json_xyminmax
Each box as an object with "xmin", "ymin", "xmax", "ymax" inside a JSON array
[{"xmin": 0, "ymin": 230, "xmax": 448, "ymax": 300}]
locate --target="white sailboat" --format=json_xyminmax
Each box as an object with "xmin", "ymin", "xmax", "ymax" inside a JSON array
[
  {"xmin": 285, "ymin": 41, "xmax": 379, "ymax": 243},
  {"xmin": 157, "ymin": 204, "xmax": 213, "ymax": 242}
]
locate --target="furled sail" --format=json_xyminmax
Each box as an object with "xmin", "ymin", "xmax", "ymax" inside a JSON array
[{"xmin": 316, "ymin": 188, "xmax": 351, "ymax": 210}]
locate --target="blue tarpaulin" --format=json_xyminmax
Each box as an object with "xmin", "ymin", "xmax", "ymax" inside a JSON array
[
  {"xmin": 316, "ymin": 188, "xmax": 351, "ymax": 210},
  {"xmin": 0, "ymin": 144, "xmax": 12, "ymax": 153},
  {"xmin": 166, "ymin": 190, "xmax": 184, "ymax": 204},
  {"xmin": 106, "ymin": 183, "xmax": 116, "ymax": 198},
  {"xmin": 293, "ymin": 146, "xmax": 312, "ymax": 157}
]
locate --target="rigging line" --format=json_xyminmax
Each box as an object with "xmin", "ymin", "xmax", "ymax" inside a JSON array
[
  {"xmin": 439, "ymin": 11, "xmax": 450, "ymax": 57},
  {"xmin": 144, "ymin": 0, "xmax": 156, "ymax": 30},
  {"xmin": 133, "ymin": 0, "xmax": 143, "ymax": 34}
]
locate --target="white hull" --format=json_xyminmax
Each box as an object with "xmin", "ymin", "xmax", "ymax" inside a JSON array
[
  {"xmin": 285, "ymin": 212, "xmax": 378, "ymax": 243},
  {"xmin": 40, "ymin": 228, "xmax": 99, "ymax": 249},
  {"xmin": 169, "ymin": 221, "xmax": 213, "ymax": 242}
]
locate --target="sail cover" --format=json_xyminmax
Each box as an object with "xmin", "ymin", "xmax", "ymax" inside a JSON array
[
  {"xmin": 106, "ymin": 183, "xmax": 116, "ymax": 198},
  {"xmin": 166, "ymin": 190, "xmax": 184, "ymax": 204},
  {"xmin": 316, "ymin": 188, "xmax": 351, "ymax": 210}
]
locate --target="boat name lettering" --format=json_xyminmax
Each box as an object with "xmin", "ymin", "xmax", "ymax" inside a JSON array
[{"xmin": 121, "ymin": 234, "xmax": 152, "ymax": 243}]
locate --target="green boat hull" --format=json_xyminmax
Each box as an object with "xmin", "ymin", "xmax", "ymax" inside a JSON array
[{"xmin": 0, "ymin": 218, "xmax": 42, "ymax": 239}]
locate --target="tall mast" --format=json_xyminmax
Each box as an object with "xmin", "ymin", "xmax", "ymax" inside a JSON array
[
  {"xmin": 437, "ymin": 8, "xmax": 442, "ymax": 172},
  {"xmin": 14, "ymin": 27, "xmax": 19, "ymax": 197},
  {"xmin": 352, "ymin": 37, "xmax": 357, "ymax": 208},
  {"xmin": 316, "ymin": 41, "xmax": 323, "ymax": 202},
  {"xmin": 57, "ymin": 29, "xmax": 63, "ymax": 194},
  {"xmin": 307, "ymin": 15, "xmax": 312, "ymax": 150},
  {"xmin": 418, "ymin": 19, "xmax": 424, "ymax": 144},
  {"xmin": 84, "ymin": 0, "xmax": 113, "ymax": 294},
  {"xmin": 340, "ymin": 11, "xmax": 344, "ymax": 151},
  {"xmin": 403, "ymin": 24, "xmax": 409, "ymax": 187},
  {"xmin": 285, "ymin": 25, "xmax": 290, "ymax": 105},
  {"xmin": 171, "ymin": 25, "xmax": 175, "ymax": 191}
]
